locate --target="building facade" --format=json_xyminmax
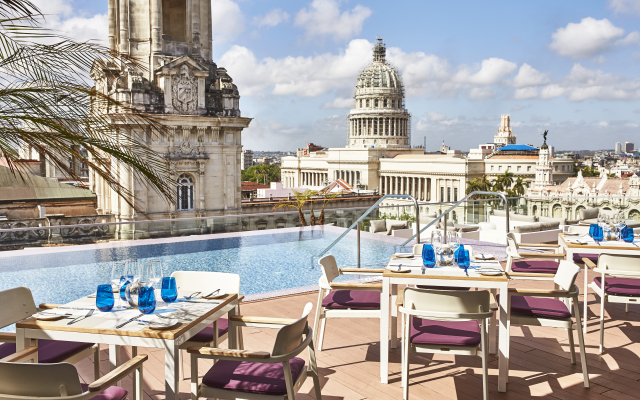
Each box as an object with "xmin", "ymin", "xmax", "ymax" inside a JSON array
[
  {"xmin": 90, "ymin": 0, "xmax": 251, "ymax": 222},
  {"xmin": 241, "ymin": 149, "xmax": 254, "ymax": 170}
]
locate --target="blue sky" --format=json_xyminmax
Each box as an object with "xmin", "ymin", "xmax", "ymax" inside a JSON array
[{"xmin": 37, "ymin": 0, "xmax": 640, "ymax": 151}]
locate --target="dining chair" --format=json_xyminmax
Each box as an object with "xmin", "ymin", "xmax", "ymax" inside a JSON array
[
  {"xmin": 584, "ymin": 254, "xmax": 640, "ymax": 353},
  {"xmin": 566, "ymin": 226, "xmax": 598, "ymax": 265},
  {"xmin": 399, "ymin": 287, "xmax": 494, "ymax": 400},
  {"xmin": 0, "ymin": 287, "xmax": 100, "ymax": 380},
  {"xmin": 0, "ymin": 350, "xmax": 147, "ymax": 400},
  {"xmin": 505, "ymin": 232, "xmax": 565, "ymax": 281},
  {"xmin": 314, "ymin": 255, "xmax": 383, "ymax": 351},
  {"xmin": 169, "ymin": 271, "xmax": 244, "ymax": 379},
  {"xmin": 505, "ymin": 260, "xmax": 589, "ymax": 387},
  {"xmin": 188, "ymin": 302, "xmax": 323, "ymax": 400}
]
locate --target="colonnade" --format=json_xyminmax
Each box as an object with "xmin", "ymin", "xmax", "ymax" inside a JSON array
[
  {"xmin": 349, "ymin": 116, "xmax": 407, "ymax": 137},
  {"xmin": 299, "ymin": 172, "xmax": 328, "ymax": 187},
  {"xmin": 334, "ymin": 170, "xmax": 361, "ymax": 187},
  {"xmin": 379, "ymin": 175, "xmax": 431, "ymax": 201}
]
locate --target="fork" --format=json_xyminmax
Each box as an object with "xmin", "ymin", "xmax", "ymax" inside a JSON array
[{"xmin": 184, "ymin": 291, "xmax": 201, "ymax": 300}]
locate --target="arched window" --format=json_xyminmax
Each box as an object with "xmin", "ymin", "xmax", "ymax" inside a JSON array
[{"xmin": 177, "ymin": 174, "xmax": 194, "ymax": 211}]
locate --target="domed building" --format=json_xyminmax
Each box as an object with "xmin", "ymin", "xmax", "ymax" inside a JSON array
[{"xmin": 348, "ymin": 39, "xmax": 410, "ymax": 149}]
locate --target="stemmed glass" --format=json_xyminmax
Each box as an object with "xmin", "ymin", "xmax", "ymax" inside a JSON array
[
  {"xmin": 145, "ymin": 259, "xmax": 163, "ymax": 289},
  {"xmin": 110, "ymin": 261, "xmax": 130, "ymax": 310}
]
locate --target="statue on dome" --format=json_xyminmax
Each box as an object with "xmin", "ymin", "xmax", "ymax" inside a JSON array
[{"xmin": 543, "ymin": 130, "xmax": 548, "ymax": 144}]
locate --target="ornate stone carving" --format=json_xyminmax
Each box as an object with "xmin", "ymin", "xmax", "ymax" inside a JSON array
[{"xmin": 172, "ymin": 65, "xmax": 198, "ymax": 114}]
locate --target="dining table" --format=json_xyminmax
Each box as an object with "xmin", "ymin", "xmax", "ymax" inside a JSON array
[
  {"xmin": 379, "ymin": 252, "xmax": 512, "ymax": 392},
  {"xmin": 15, "ymin": 291, "xmax": 240, "ymax": 400},
  {"xmin": 559, "ymin": 232, "xmax": 640, "ymax": 332}
]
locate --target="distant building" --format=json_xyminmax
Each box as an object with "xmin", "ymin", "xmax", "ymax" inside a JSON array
[
  {"xmin": 493, "ymin": 114, "xmax": 517, "ymax": 148},
  {"xmin": 625, "ymin": 141, "xmax": 635, "ymax": 153},
  {"xmin": 241, "ymin": 181, "xmax": 270, "ymax": 199},
  {"xmin": 242, "ymin": 150, "xmax": 254, "ymax": 170},
  {"xmin": 615, "ymin": 142, "xmax": 623, "ymax": 154},
  {"xmin": 297, "ymin": 143, "xmax": 326, "ymax": 157}
]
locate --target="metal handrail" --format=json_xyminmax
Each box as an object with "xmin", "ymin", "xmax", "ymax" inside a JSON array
[
  {"xmin": 317, "ymin": 194, "xmax": 421, "ymax": 260},
  {"xmin": 401, "ymin": 191, "xmax": 509, "ymax": 246}
]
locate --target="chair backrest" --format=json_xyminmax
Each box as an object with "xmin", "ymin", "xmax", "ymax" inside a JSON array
[
  {"xmin": 0, "ymin": 362, "xmax": 83, "ymax": 398},
  {"xmin": 271, "ymin": 302, "xmax": 313, "ymax": 357},
  {"xmin": 567, "ymin": 225, "xmax": 590, "ymax": 235},
  {"xmin": 554, "ymin": 260, "xmax": 581, "ymax": 291},
  {"xmin": 505, "ymin": 232, "xmax": 519, "ymax": 256},
  {"xmin": 412, "ymin": 244, "xmax": 423, "ymax": 255},
  {"xmin": 403, "ymin": 287, "xmax": 491, "ymax": 320},
  {"xmin": 318, "ymin": 255, "xmax": 340, "ymax": 285},
  {"xmin": 0, "ymin": 287, "xmax": 37, "ymax": 329},
  {"xmin": 598, "ymin": 254, "xmax": 640, "ymax": 274},
  {"xmin": 170, "ymin": 271, "xmax": 240, "ymax": 294}
]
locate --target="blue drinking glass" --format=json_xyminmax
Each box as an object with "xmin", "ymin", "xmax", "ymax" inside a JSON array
[
  {"xmin": 457, "ymin": 249, "xmax": 470, "ymax": 268},
  {"xmin": 96, "ymin": 284, "xmax": 114, "ymax": 312},
  {"xmin": 622, "ymin": 226, "xmax": 635, "ymax": 243},
  {"xmin": 454, "ymin": 244, "xmax": 465, "ymax": 262},
  {"xmin": 422, "ymin": 244, "xmax": 436, "ymax": 268},
  {"xmin": 119, "ymin": 275, "xmax": 133, "ymax": 301},
  {"xmin": 138, "ymin": 286, "xmax": 156, "ymax": 314},
  {"xmin": 589, "ymin": 224, "xmax": 598, "ymax": 238},
  {"xmin": 593, "ymin": 226, "xmax": 604, "ymax": 243},
  {"xmin": 161, "ymin": 277, "xmax": 178, "ymax": 302}
]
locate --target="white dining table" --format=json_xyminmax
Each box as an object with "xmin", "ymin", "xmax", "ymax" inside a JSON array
[
  {"xmin": 559, "ymin": 233, "xmax": 640, "ymax": 333},
  {"xmin": 15, "ymin": 292, "xmax": 239, "ymax": 400},
  {"xmin": 379, "ymin": 254, "xmax": 512, "ymax": 392}
]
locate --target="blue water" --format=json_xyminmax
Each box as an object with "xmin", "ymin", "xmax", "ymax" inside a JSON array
[{"xmin": 0, "ymin": 227, "xmax": 403, "ymax": 308}]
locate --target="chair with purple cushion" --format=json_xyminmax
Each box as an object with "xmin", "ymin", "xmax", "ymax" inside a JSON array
[
  {"xmin": 506, "ymin": 232, "xmax": 565, "ymax": 282},
  {"xmin": 0, "ymin": 287, "xmax": 100, "ymax": 380},
  {"xmin": 399, "ymin": 287, "xmax": 494, "ymax": 400},
  {"xmin": 506, "ymin": 260, "xmax": 589, "ymax": 387},
  {"xmin": 313, "ymin": 255, "xmax": 384, "ymax": 351},
  {"xmin": 170, "ymin": 271, "xmax": 244, "ymax": 379},
  {"xmin": 585, "ymin": 254, "xmax": 640, "ymax": 353},
  {"xmin": 566, "ymin": 225, "xmax": 598, "ymax": 265},
  {"xmin": 188, "ymin": 302, "xmax": 322, "ymax": 400},
  {"xmin": 0, "ymin": 351, "xmax": 147, "ymax": 400}
]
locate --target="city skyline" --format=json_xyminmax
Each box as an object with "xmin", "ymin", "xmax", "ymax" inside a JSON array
[{"xmin": 38, "ymin": 0, "xmax": 640, "ymax": 151}]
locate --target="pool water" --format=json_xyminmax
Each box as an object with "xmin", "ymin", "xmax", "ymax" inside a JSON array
[{"xmin": 0, "ymin": 227, "xmax": 404, "ymax": 308}]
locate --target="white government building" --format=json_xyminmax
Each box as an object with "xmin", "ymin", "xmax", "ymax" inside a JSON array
[{"xmin": 281, "ymin": 39, "xmax": 573, "ymax": 204}]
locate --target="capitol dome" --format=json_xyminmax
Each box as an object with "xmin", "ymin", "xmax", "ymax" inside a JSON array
[{"xmin": 347, "ymin": 38, "xmax": 410, "ymax": 149}]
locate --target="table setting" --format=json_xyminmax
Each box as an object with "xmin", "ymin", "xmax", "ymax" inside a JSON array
[{"xmin": 564, "ymin": 217, "xmax": 637, "ymax": 247}]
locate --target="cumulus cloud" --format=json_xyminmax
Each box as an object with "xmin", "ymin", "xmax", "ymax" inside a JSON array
[
  {"xmin": 511, "ymin": 64, "xmax": 550, "ymax": 87},
  {"xmin": 322, "ymin": 97, "xmax": 354, "ymax": 109},
  {"xmin": 426, "ymin": 112, "xmax": 447, "ymax": 122},
  {"xmin": 549, "ymin": 17, "xmax": 639, "ymax": 59},
  {"xmin": 608, "ymin": 0, "xmax": 640, "ymax": 15},
  {"xmin": 454, "ymin": 58, "xmax": 517, "ymax": 86},
  {"xmin": 253, "ymin": 9, "xmax": 290, "ymax": 28},
  {"xmin": 294, "ymin": 0, "xmax": 372, "ymax": 41},
  {"xmin": 211, "ymin": 0, "xmax": 245, "ymax": 44},
  {"xmin": 514, "ymin": 87, "xmax": 538, "ymax": 99},
  {"xmin": 30, "ymin": 0, "xmax": 107, "ymax": 43}
]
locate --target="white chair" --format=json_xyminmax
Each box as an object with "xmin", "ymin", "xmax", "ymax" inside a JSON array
[
  {"xmin": 584, "ymin": 254, "xmax": 640, "ymax": 353},
  {"xmin": 505, "ymin": 232, "xmax": 565, "ymax": 280},
  {"xmin": 0, "ymin": 352, "xmax": 147, "ymax": 400},
  {"xmin": 170, "ymin": 271, "xmax": 244, "ymax": 379},
  {"xmin": 188, "ymin": 303, "xmax": 322, "ymax": 400},
  {"xmin": 506, "ymin": 260, "xmax": 589, "ymax": 387},
  {"xmin": 313, "ymin": 255, "xmax": 384, "ymax": 351},
  {"xmin": 0, "ymin": 287, "xmax": 100, "ymax": 380},
  {"xmin": 399, "ymin": 287, "xmax": 494, "ymax": 400}
]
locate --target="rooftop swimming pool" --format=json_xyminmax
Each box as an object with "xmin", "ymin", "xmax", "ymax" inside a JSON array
[{"xmin": 0, "ymin": 226, "xmax": 407, "ymax": 309}]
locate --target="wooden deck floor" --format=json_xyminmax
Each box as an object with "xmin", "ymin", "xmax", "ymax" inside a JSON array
[{"xmin": 73, "ymin": 266, "xmax": 640, "ymax": 399}]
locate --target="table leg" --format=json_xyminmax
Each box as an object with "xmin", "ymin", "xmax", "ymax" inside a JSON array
[
  {"xmin": 108, "ymin": 345, "xmax": 121, "ymax": 386},
  {"xmin": 489, "ymin": 288, "xmax": 497, "ymax": 355},
  {"xmin": 583, "ymin": 263, "xmax": 589, "ymax": 334},
  {"xmin": 164, "ymin": 340, "xmax": 180, "ymax": 400},
  {"xmin": 498, "ymin": 284, "xmax": 510, "ymax": 392},
  {"xmin": 228, "ymin": 301, "xmax": 238, "ymax": 350},
  {"xmin": 380, "ymin": 277, "xmax": 390, "ymax": 384},
  {"xmin": 15, "ymin": 329, "xmax": 36, "ymax": 362},
  {"xmin": 390, "ymin": 284, "xmax": 398, "ymax": 349}
]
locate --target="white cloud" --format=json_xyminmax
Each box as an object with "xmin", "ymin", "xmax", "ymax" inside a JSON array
[
  {"xmin": 608, "ymin": 0, "xmax": 640, "ymax": 16},
  {"xmin": 549, "ymin": 18, "xmax": 625, "ymax": 59},
  {"xmin": 468, "ymin": 87, "xmax": 496, "ymax": 100},
  {"xmin": 253, "ymin": 9, "xmax": 290, "ymax": 28},
  {"xmin": 616, "ymin": 31, "xmax": 640, "ymax": 46},
  {"xmin": 514, "ymin": 87, "xmax": 538, "ymax": 99},
  {"xmin": 426, "ymin": 112, "xmax": 447, "ymax": 122},
  {"xmin": 322, "ymin": 97, "xmax": 354, "ymax": 109},
  {"xmin": 599, "ymin": 121, "xmax": 610, "ymax": 127},
  {"xmin": 512, "ymin": 63, "xmax": 549, "ymax": 87},
  {"xmin": 454, "ymin": 58, "xmax": 518, "ymax": 86},
  {"xmin": 30, "ymin": 0, "xmax": 107, "ymax": 43},
  {"xmin": 211, "ymin": 0, "xmax": 245, "ymax": 44},
  {"xmin": 294, "ymin": 0, "xmax": 372, "ymax": 41}
]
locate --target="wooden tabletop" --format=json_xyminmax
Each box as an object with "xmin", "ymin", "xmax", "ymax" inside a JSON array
[
  {"xmin": 559, "ymin": 233, "xmax": 639, "ymax": 250},
  {"xmin": 16, "ymin": 294, "xmax": 238, "ymax": 340},
  {"xmin": 382, "ymin": 269, "xmax": 509, "ymax": 282}
]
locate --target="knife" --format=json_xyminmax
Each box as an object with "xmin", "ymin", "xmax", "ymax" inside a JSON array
[
  {"xmin": 117, "ymin": 313, "xmax": 144, "ymax": 329},
  {"xmin": 203, "ymin": 289, "xmax": 220, "ymax": 298},
  {"xmin": 67, "ymin": 309, "xmax": 94, "ymax": 325}
]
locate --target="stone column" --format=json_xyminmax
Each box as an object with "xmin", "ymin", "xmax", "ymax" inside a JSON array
[
  {"xmin": 198, "ymin": 161, "xmax": 205, "ymax": 210},
  {"xmin": 418, "ymin": 178, "xmax": 422, "ymax": 201},
  {"xmin": 191, "ymin": 0, "xmax": 201, "ymax": 55},
  {"xmin": 108, "ymin": 0, "xmax": 117, "ymax": 52},
  {"xmin": 119, "ymin": 0, "xmax": 129, "ymax": 55},
  {"xmin": 400, "ymin": 176, "xmax": 404, "ymax": 194},
  {"xmin": 207, "ymin": 0, "xmax": 213, "ymax": 59}
]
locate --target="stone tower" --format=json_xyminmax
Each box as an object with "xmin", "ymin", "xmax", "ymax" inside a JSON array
[
  {"xmin": 493, "ymin": 114, "xmax": 516, "ymax": 148},
  {"xmin": 534, "ymin": 135, "xmax": 553, "ymax": 190},
  {"xmin": 347, "ymin": 38, "xmax": 411, "ymax": 149},
  {"xmin": 90, "ymin": 0, "xmax": 251, "ymax": 223}
]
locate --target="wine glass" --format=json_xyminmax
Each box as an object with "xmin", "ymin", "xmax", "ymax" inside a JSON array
[
  {"xmin": 145, "ymin": 259, "xmax": 163, "ymax": 289},
  {"xmin": 110, "ymin": 261, "xmax": 129, "ymax": 310}
]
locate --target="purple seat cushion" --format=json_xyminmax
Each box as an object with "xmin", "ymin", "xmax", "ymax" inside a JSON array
[
  {"xmin": 202, "ymin": 358, "xmax": 306, "ymax": 395},
  {"xmin": 417, "ymin": 285, "xmax": 470, "ymax": 291},
  {"xmin": 594, "ymin": 277, "xmax": 640, "ymax": 296},
  {"xmin": 499, "ymin": 295, "xmax": 571, "ymax": 319},
  {"xmin": 80, "ymin": 384, "xmax": 127, "ymax": 400},
  {"xmin": 573, "ymin": 253, "xmax": 598, "ymax": 264},
  {"xmin": 189, "ymin": 318, "xmax": 230, "ymax": 342},
  {"xmin": 410, "ymin": 317, "xmax": 481, "ymax": 347},
  {"xmin": 0, "ymin": 340, "xmax": 93, "ymax": 363},
  {"xmin": 322, "ymin": 290, "xmax": 380, "ymax": 310},
  {"xmin": 512, "ymin": 259, "xmax": 559, "ymax": 274}
]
